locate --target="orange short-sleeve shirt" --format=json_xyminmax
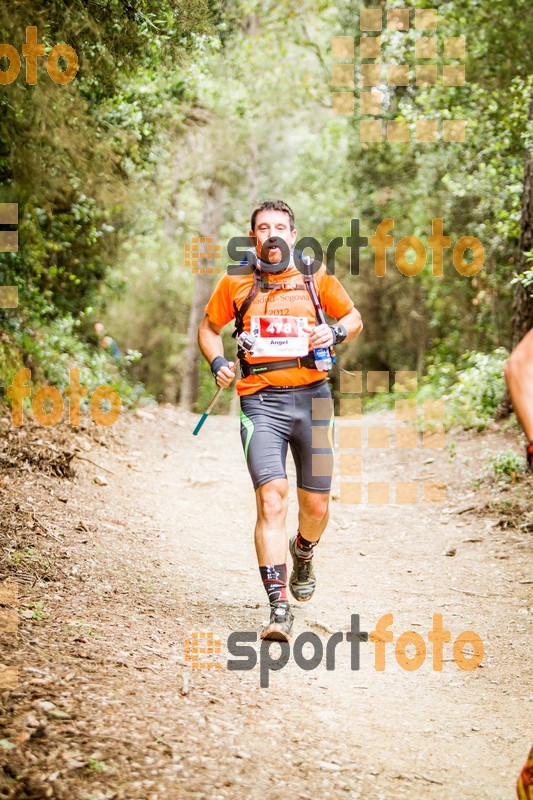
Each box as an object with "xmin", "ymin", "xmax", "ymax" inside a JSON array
[{"xmin": 205, "ymin": 264, "xmax": 355, "ymax": 396}]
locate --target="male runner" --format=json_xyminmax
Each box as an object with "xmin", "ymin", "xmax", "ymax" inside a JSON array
[
  {"xmin": 198, "ymin": 200, "xmax": 362, "ymax": 640},
  {"xmin": 504, "ymin": 326, "xmax": 533, "ymax": 470}
]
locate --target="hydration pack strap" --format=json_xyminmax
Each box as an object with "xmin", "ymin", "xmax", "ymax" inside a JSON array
[
  {"xmin": 232, "ymin": 268, "xmax": 262, "ymax": 343},
  {"xmin": 301, "ymin": 256, "xmax": 327, "ymax": 326},
  {"xmin": 239, "ymin": 353, "xmax": 317, "ymax": 377},
  {"xmin": 233, "ymin": 253, "xmax": 328, "ymax": 364}
]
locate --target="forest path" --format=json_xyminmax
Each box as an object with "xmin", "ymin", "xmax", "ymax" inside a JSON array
[{"xmin": 1, "ymin": 404, "xmax": 531, "ymax": 800}]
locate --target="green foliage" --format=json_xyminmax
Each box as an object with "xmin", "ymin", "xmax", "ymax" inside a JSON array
[
  {"xmin": 444, "ymin": 349, "xmax": 509, "ymax": 430},
  {"xmin": 360, "ymin": 347, "xmax": 509, "ymax": 432},
  {"xmin": 10, "ymin": 315, "xmax": 146, "ymax": 409},
  {"xmin": 336, "ymin": 0, "xmax": 532, "ymax": 377},
  {"xmin": 0, "ymin": 740, "xmax": 16, "ymax": 751},
  {"xmin": 416, "ymin": 361, "xmax": 458, "ymax": 401},
  {"xmin": 87, "ymin": 758, "xmax": 108, "ymax": 773},
  {"xmin": 195, "ymin": 335, "xmax": 236, "ymax": 415},
  {"xmin": 0, "ymin": 0, "xmax": 219, "ymax": 402},
  {"xmin": 0, "ymin": 0, "xmax": 530, "ymax": 423},
  {"xmin": 30, "ymin": 601, "xmax": 49, "ymax": 621},
  {"xmin": 510, "ymin": 259, "xmax": 533, "ymax": 297},
  {"xmin": 484, "ymin": 449, "xmax": 526, "ymax": 480},
  {"xmin": 9, "ymin": 547, "xmax": 50, "ymax": 571}
]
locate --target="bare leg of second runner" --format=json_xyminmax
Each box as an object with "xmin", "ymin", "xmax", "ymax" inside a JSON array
[{"xmin": 505, "ymin": 327, "xmax": 533, "ymax": 469}]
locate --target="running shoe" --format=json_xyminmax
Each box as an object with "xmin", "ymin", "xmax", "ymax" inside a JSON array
[
  {"xmin": 288, "ymin": 535, "xmax": 317, "ymax": 602},
  {"xmin": 260, "ymin": 601, "xmax": 294, "ymax": 641}
]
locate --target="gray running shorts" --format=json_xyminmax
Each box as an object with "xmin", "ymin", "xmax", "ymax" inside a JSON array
[{"xmin": 239, "ymin": 379, "xmax": 334, "ymax": 493}]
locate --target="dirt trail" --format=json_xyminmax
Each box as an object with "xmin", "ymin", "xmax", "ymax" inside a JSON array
[{"xmin": 1, "ymin": 405, "xmax": 531, "ymax": 800}]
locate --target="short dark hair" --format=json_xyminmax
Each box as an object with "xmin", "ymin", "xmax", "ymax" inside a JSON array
[{"xmin": 250, "ymin": 200, "xmax": 295, "ymax": 232}]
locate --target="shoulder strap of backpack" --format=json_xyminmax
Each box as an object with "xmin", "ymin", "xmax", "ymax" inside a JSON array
[
  {"xmin": 232, "ymin": 266, "xmax": 262, "ymax": 340},
  {"xmin": 232, "ymin": 252, "xmax": 326, "ymax": 345},
  {"xmin": 301, "ymin": 255, "xmax": 327, "ymax": 326}
]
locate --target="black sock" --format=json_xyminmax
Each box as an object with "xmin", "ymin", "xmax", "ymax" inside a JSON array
[
  {"xmin": 259, "ymin": 564, "xmax": 288, "ymax": 605},
  {"xmin": 295, "ymin": 530, "xmax": 320, "ymax": 559}
]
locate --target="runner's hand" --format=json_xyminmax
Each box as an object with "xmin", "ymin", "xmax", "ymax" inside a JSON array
[
  {"xmin": 215, "ymin": 361, "xmax": 236, "ymax": 388},
  {"xmin": 303, "ymin": 323, "xmax": 334, "ymax": 348}
]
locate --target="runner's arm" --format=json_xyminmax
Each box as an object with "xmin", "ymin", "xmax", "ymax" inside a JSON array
[
  {"xmin": 504, "ymin": 327, "xmax": 533, "ymax": 440},
  {"xmin": 198, "ymin": 315, "xmax": 235, "ymax": 388},
  {"xmin": 304, "ymin": 307, "xmax": 363, "ymax": 348}
]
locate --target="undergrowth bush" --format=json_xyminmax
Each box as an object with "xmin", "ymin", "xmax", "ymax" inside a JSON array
[
  {"xmin": 1, "ymin": 315, "xmax": 148, "ymax": 416},
  {"xmin": 361, "ymin": 348, "xmax": 510, "ymax": 431},
  {"xmin": 483, "ymin": 448, "xmax": 526, "ymax": 480},
  {"xmin": 443, "ymin": 349, "xmax": 509, "ymax": 430}
]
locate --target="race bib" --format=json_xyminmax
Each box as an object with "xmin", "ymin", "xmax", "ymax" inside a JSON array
[{"xmin": 250, "ymin": 315, "xmax": 309, "ymax": 357}]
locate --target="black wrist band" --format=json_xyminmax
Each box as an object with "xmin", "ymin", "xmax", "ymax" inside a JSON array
[
  {"xmin": 330, "ymin": 324, "xmax": 347, "ymax": 345},
  {"xmin": 210, "ymin": 355, "xmax": 229, "ymax": 378}
]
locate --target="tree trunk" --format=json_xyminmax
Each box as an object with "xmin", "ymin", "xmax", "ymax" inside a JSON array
[
  {"xmin": 227, "ymin": 133, "xmax": 260, "ymax": 418},
  {"xmin": 179, "ymin": 181, "xmax": 224, "ymax": 410},
  {"xmin": 511, "ymin": 91, "xmax": 533, "ymax": 349},
  {"xmin": 495, "ymin": 85, "xmax": 533, "ymax": 418}
]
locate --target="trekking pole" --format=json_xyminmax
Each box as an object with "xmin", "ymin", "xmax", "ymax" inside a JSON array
[
  {"xmin": 302, "ymin": 255, "xmax": 334, "ymax": 370},
  {"xmin": 302, "ymin": 254, "xmax": 327, "ymax": 326},
  {"xmin": 192, "ymin": 331, "xmax": 256, "ymax": 436},
  {"xmin": 192, "ymin": 384, "xmax": 225, "ymax": 435}
]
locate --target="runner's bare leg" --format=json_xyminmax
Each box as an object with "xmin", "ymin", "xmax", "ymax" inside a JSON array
[
  {"xmin": 505, "ymin": 327, "xmax": 533, "ymax": 440},
  {"xmin": 254, "ymin": 478, "xmax": 289, "ymax": 565},
  {"xmin": 296, "ymin": 487, "xmax": 329, "ymax": 542}
]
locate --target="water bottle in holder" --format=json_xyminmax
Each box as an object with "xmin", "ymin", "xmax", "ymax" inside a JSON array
[{"xmin": 313, "ymin": 345, "xmax": 333, "ymax": 371}]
